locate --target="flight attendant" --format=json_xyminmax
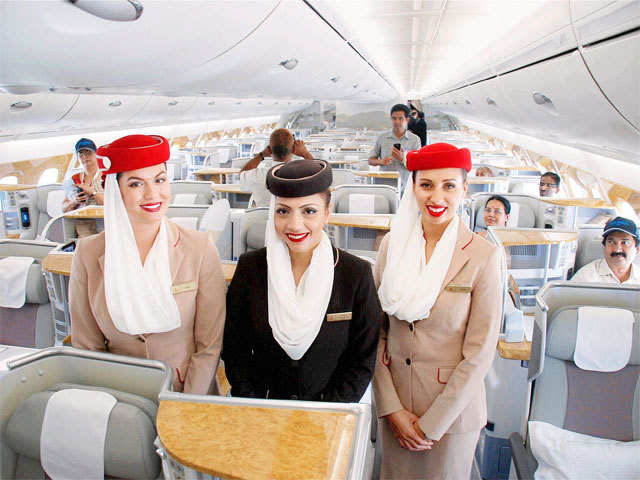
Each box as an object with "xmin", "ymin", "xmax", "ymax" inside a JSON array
[
  {"xmin": 70, "ymin": 134, "xmax": 226, "ymax": 394},
  {"xmin": 223, "ymin": 159, "xmax": 381, "ymax": 402},
  {"xmin": 374, "ymin": 143, "xmax": 502, "ymax": 479}
]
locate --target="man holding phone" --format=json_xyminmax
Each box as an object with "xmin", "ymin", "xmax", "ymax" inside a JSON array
[
  {"xmin": 62, "ymin": 138, "xmax": 105, "ymax": 236},
  {"xmin": 368, "ymin": 104, "xmax": 421, "ymax": 192}
]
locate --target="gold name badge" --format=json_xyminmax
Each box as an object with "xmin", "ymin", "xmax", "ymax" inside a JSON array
[
  {"xmin": 445, "ymin": 284, "xmax": 472, "ymax": 293},
  {"xmin": 327, "ymin": 312, "xmax": 353, "ymax": 322},
  {"xmin": 172, "ymin": 281, "xmax": 197, "ymax": 295}
]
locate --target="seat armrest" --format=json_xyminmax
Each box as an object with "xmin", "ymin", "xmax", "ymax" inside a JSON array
[{"xmin": 509, "ymin": 432, "xmax": 538, "ymax": 479}]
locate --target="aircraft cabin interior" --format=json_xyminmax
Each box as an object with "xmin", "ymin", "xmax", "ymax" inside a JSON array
[{"xmin": 0, "ymin": 1, "xmax": 638, "ymax": 479}]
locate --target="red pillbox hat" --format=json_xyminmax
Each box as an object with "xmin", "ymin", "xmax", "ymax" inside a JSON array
[
  {"xmin": 406, "ymin": 143, "xmax": 472, "ymax": 172},
  {"xmin": 97, "ymin": 134, "xmax": 170, "ymax": 174}
]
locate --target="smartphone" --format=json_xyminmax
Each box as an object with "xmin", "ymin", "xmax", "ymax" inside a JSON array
[
  {"xmin": 393, "ymin": 143, "xmax": 402, "ymax": 150},
  {"xmin": 61, "ymin": 240, "xmax": 76, "ymax": 253}
]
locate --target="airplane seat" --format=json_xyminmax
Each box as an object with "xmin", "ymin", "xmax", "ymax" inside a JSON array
[
  {"xmin": 240, "ymin": 207, "xmax": 269, "ymax": 254},
  {"xmin": 170, "ymin": 181, "xmax": 213, "ymax": 205},
  {"xmin": 510, "ymin": 282, "xmax": 640, "ymax": 479},
  {"xmin": 37, "ymin": 188, "xmax": 66, "ymax": 243},
  {"xmin": 331, "ymin": 169, "xmax": 356, "ymax": 187},
  {"xmin": 0, "ymin": 348, "xmax": 171, "ymax": 480},
  {"xmin": 0, "ymin": 240, "xmax": 58, "ymax": 348},
  {"xmin": 573, "ymin": 226, "xmax": 605, "ymax": 274},
  {"xmin": 331, "ymin": 185, "xmax": 398, "ymax": 215},
  {"xmin": 474, "ymin": 199, "xmax": 535, "ymax": 230},
  {"xmin": 231, "ymin": 156, "xmax": 252, "ymax": 169}
]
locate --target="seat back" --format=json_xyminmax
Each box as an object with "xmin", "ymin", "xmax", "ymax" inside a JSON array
[
  {"xmin": 170, "ymin": 181, "xmax": 212, "ymax": 205},
  {"xmin": 166, "ymin": 205, "xmax": 209, "ymax": 230},
  {"xmin": 240, "ymin": 207, "xmax": 269, "ymax": 254},
  {"xmin": 331, "ymin": 185, "xmax": 398, "ymax": 214},
  {"xmin": 471, "ymin": 193, "xmax": 540, "ymax": 231},
  {"xmin": 0, "ymin": 348, "xmax": 171, "ymax": 480},
  {"xmin": 528, "ymin": 282, "xmax": 640, "ymax": 442},
  {"xmin": 35, "ymin": 185, "xmax": 64, "ymax": 240},
  {"xmin": 0, "ymin": 240, "xmax": 58, "ymax": 348},
  {"xmin": 573, "ymin": 225, "xmax": 604, "ymax": 273},
  {"xmin": 331, "ymin": 169, "xmax": 357, "ymax": 187},
  {"xmin": 231, "ymin": 156, "xmax": 252, "ymax": 169}
]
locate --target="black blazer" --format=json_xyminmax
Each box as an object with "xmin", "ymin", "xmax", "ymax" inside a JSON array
[{"xmin": 223, "ymin": 247, "xmax": 382, "ymax": 402}]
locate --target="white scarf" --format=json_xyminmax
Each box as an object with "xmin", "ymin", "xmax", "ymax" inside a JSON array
[
  {"xmin": 103, "ymin": 174, "xmax": 181, "ymax": 335},
  {"xmin": 378, "ymin": 175, "xmax": 459, "ymax": 322},
  {"xmin": 266, "ymin": 197, "xmax": 334, "ymax": 360}
]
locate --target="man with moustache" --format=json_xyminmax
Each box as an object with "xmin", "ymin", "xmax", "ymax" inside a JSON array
[{"xmin": 572, "ymin": 217, "xmax": 639, "ymax": 284}]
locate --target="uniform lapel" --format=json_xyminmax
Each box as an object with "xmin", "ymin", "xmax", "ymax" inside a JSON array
[{"xmin": 441, "ymin": 218, "xmax": 472, "ymax": 290}]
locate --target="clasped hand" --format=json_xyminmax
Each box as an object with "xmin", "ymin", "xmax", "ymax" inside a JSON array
[{"xmin": 386, "ymin": 409, "xmax": 434, "ymax": 452}]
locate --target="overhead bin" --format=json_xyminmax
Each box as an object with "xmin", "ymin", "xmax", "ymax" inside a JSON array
[
  {"xmin": 571, "ymin": 0, "xmax": 640, "ymax": 46},
  {"xmin": 431, "ymin": 50, "xmax": 640, "ymax": 163},
  {"xmin": 128, "ymin": 96, "xmax": 198, "ymax": 125},
  {"xmin": 154, "ymin": 1, "xmax": 395, "ymax": 102},
  {"xmin": 579, "ymin": 30, "xmax": 640, "ymax": 130},
  {"xmin": 0, "ymin": 94, "xmax": 78, "ymax": 133},
  {"xmin": 0, "ymin": 1, "xmax": 279, "ymax": 90},
  {"xmin": 54, "ymin": 95, "xmax": 149, "ymax": 130}
]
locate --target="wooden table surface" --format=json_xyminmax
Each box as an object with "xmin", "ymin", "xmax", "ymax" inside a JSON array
[
  {"xmin": 497, "ymin": 340, "xmax": 532, "ymax": 361},
  {"xmin": 0, "ymin": 184, "xmax": 36, "ymax": 191},
  {"xmin": 211, "ymin": 183, "xmax": 251, "ymax": 194},
  {"xmin": 193, "ymin": 168, "xmax": 241, "ymax": 177},
  {"xmin": 469, "ymin": 177, "xmax": 510, "ymax": 184},
  {"xmin": 492, "ymin": 229, "xmax": 578, "ymax": 246},
  {"xmin": 352, "ymin": 171, "xmax": 399, "ymax": 179},
  {"xmin": 63, "ymin": 207, "xmax": 104, "ymax": 218},
  {"xmin": 544, "ymin": 198, "xmax": 613, "ymax": 208},
  {"xmin": 328, "ymin": 213, "xmax": 391, "ymax": 230},
  {"xmin": 156, "ymin": 400, "xmax": 357, "ymax": 480},
  {"xmin": 43, "ymin": 252, "xmax": 237, "ymax": 282}
]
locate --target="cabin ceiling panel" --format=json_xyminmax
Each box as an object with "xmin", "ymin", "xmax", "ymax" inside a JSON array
[
  {"xmin": 0, "ymin": 94, "xmax": 79, "ymax": 133},
  {"xmin": 0, "ymin": 0, "xmax": 279, "ymax": 90},
  {"xmin": 54, "ymin": 95, "xmax": 150, "ymax": 130},
  {"xmin": 149, "ymin": 1, "xmax": 395, "ymax": 102}
]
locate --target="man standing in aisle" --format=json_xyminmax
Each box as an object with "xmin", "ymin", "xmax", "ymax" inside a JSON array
[{"xmin": 368, "ymin": 104, "xmax": 421, "ymax": 192}]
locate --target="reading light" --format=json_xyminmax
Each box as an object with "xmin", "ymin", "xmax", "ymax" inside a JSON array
[
  {"xmin": 279, "ymin": 59, "xmax": 299, "ymax": 70},
  {"xmin": 10, "ymin": 101, "xmax": 32, "ymax": 110},
  {"xmin": 68, "ymin": 0, "xmax": 143, "ymax": 21},
  {"xmin": 532, "ymin": 92, "xmax": 553, "ymax": 105}
]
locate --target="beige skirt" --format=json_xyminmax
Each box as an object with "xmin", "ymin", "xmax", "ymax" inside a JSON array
[{"xmin": 380, "ymin": 416, "xmax": 480, "ymax": 480}]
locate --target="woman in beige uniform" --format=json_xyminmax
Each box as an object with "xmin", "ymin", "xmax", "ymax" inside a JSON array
[
  {"xmin": 70, "ymin": 134, "xmax": 226, "ymax": 394},
  {"xmin": 374, "ymin": 143, "xmax": 503, "ymax": 479}
]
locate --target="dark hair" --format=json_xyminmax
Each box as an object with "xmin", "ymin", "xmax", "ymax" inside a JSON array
[
  {"xmin": 319, "ymin": 189, "xmax": 331, "ymax": 208},
  {"xmin": 486, "ymin": 195, "xmax": 511, "ymax": 214},
  {"xmin": 270, "ymin": 128, "xmax": 294, "ymax": 160},
  {"xmin": 418, "ymin": 111, "xmax": 425, "ymax": 119},
  {"xmin": 541, "ymin": 171, "xmax": 561, "ymax": 186},
  {"xmin": 272, "ymin": 145, "xmax": 291, "ymax": 158},
  {"xmin": 391, "ymin": 104, "xmax": 410, "ymax": 118},
  {"xmin": 116, "ymin": 162, "xmax": 167, "ymax": 182},
  {"xmin": 412, "ymin": 169, "xmax": 468, "ymax": 182}
]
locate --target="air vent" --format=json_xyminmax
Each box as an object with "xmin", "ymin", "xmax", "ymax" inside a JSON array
[
  {"xmin": 279, "ymin": 58, "xmax": 299, "ymax": 70},
  {"xmin": 353, "ymin": 84, "xmax": 359, "ymax": 89},
  {"xmin": 10, "ymin": 101, "xmax": 32, "ymax": 110},
  {"xmin": 330, "ymin": 76, "xmax": 341, "ymax": 83},
  {"xmin": 108, "ymin": 101, "xmax": 122, "ymax": 107},
  {"xmin": 486, "ymin": 97, "xmax": 497, "ymax": 106},
  {"xmin": 168, "ymin": 100, "xmax": 178, "ymax": 106},
  {"xmin": 532, "ymin": 92, "xmax": 552, "ymax": 105},
  {"xmin": 465, "ymin": 99, "xmax": 471, "ymax": 105}
]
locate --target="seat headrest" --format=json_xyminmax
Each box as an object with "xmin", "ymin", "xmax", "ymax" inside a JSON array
[
  {"xmin": 547, "ymin": 308, "xmax": 639, "ymax": 366},
  {"xmin": 337, "ymin": 195, "xmax": 390, "ymax": 214},
  {"xmin": 26, "ymin": 263, "xmax": 49, "ymax": 304},
  {"xmin": 475, "ymin": 199, "xmax": 536, "ymax": 229},
  {"xmin": 246, "ymin": 221, "xmax": 267, "ymax": 251},
  {"xmin": 6, "ymin": 384, "xmax": 160, "ymax": 479}
]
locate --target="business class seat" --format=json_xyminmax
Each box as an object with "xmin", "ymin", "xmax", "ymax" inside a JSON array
[
  {"xmin": 0, "ymin": 348, "xmax": 171, "ymax": 479},
  {"xmin": 240, "ymin": 207, "xmax": 268, "ymax": 254},
  {"xmin": 510, "ymin": 282, "xmax": 640, "ymax": 479},
  {"xmin": 0, "ymin": 240, "xmax": 58, "ymax": 348},
  {"xmin": 474, "ymin": 197, "xmax": 536, "ymax": 231},
  {"xmin": 331, "ymin": 185, "xmax": 398, "ymax": 215},
  {"xmin": 573, "ymin": 224, "xmax": 605, "ymax": 274},
  {"xmin": 170, "ymin": 181, "xmax": 213, "ymax": 205},
  {"xmin": 331, "ymin": 169, "xmax": 357, "ymax": 187},
  {"xmin": 36, "ymin": 186, "xmax": 65, "ymax": 243}
]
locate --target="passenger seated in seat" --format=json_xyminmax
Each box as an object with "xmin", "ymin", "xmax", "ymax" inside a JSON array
[
  {"xmin": 62, "ymin": 138, "xmax": 105, "ymax": 237},
  {"xmin": 224, "ymin": 160, "xmax": 381, "ymax": 402},
  {"xmin": 475, "ymin": 166, "xmax": 493, "ymax": 177},
  {"xmin": 572, "ymin": 216, "xmax": 639, "ymax": 284},
  {"xmin": 70, "ymin": 135, "xmax": 226, "ymax": 394},
  {"xmin": 240, "ymin": 128, "xmax": 314, "ymax": 207},
  {"xmin": 479, "ymin": 195, "xmax": 512, "ymax": 268},
  {"xmin": 538, "ymin": 171, "xmax": 560, "ymax": 198}
]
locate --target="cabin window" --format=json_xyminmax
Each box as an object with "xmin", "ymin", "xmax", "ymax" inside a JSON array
[
  {"xmin": 0, "ymin": 175, "xmax": 18, "ymax": 185},
  {"xmin": 38, "ymin": 168, "xmax": 59, "ymax": 185}
]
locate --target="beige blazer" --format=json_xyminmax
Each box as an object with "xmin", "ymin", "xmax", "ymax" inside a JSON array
[
  {"xmin": 373, "ymin": 217, "xmax": 502, "ymax": 441},
  {"xmin": 70, "ymin": 220, "xmax": 226, "ymax": 394}
]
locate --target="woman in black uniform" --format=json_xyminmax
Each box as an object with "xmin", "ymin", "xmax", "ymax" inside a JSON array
[{"xmin": 223, "ymin": 159, "xmax": 381, "ymax": 402}]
